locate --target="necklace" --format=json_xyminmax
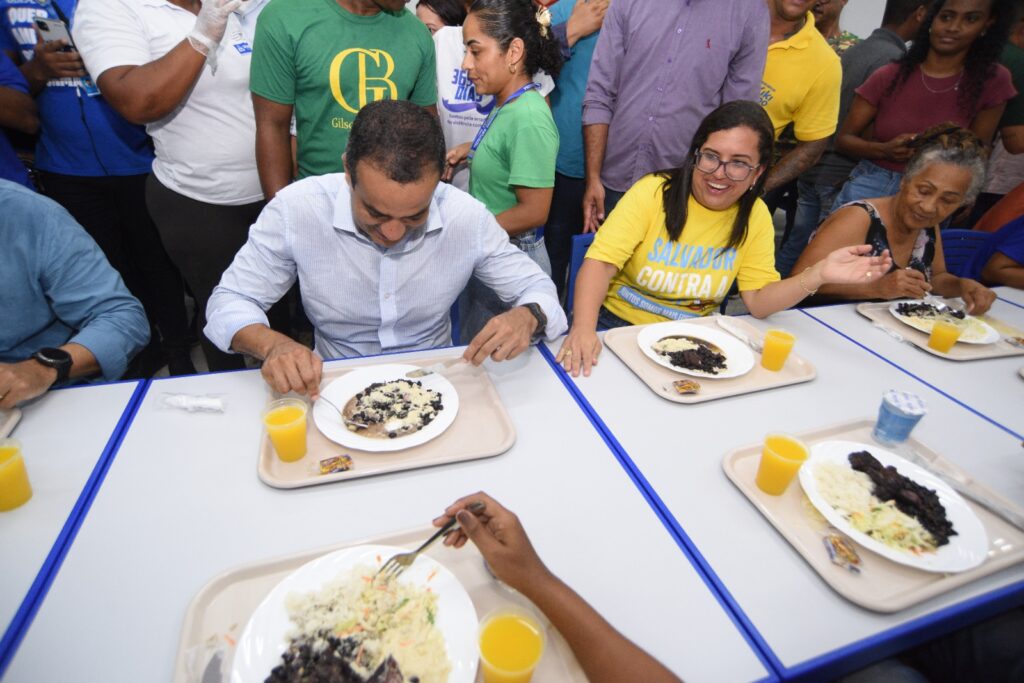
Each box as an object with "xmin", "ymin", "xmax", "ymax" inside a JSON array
[{"xmin": 919, "ymin": 68, "xmax": 963, "ymax": 94}]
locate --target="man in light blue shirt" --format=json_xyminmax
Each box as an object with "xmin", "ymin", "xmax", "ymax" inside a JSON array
[
  {"xmin": 0, "ymin": 180, "xmax": 149, "ymax": 408},
  {"xmin": 206, "ymin": 100, "xmax": 566, "ymax": 398}
]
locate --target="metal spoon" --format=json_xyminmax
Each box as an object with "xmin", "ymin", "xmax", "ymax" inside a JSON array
[{"xmin": 316, "ymin": 394, "xmax": 367, "ymax": 429}]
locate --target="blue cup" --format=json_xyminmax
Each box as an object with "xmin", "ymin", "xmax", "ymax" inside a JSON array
[{"xmin": 872, "ymin": 390, "xmax": 927, "ymax": 445}]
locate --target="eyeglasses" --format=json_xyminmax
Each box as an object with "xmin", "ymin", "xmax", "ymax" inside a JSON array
[{"xmin": 694, "ymin": 151, "xmax": 759, "ymax": 181}]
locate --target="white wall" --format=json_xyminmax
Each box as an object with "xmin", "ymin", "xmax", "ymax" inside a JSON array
[{"xmin": 840, "ymin": 0, "xmax": 888, "ymax": 41}]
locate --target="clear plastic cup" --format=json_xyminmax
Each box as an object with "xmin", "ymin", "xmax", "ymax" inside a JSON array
[
  {"xmin": 754, "ymin": 433, "xmax": 808, "ymax": 495},
  {"xmin": 0, "ymin": 438, "xmax": 32, "ymax": 512},
  {"xmin": 479, "ymin": 606, "xmax": 546, "ymax": 683},
  {"xmin": 760, "ymin": 329, "xmax": 796, "ymax": 371},
  {"xmin": 262, "ymin": 398, "xmax": 308, "ymax": 462}
]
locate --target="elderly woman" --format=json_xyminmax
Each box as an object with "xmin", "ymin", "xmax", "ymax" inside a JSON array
[
  {"xmin": 557, "ymin": 101, "xmax": 892, "ymax": 377},
  {"xmin": 792, "ymin": 126, "xmax": 996, "ymax": 312}
]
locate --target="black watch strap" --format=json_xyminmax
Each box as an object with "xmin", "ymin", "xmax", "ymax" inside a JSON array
[
  {"xmin": 32, "ymin": 347, "xmax": 73, "ymax": 385},
  {"xmin": 523, "ymin": 303, "xmax": 547, "ymax": 341}
]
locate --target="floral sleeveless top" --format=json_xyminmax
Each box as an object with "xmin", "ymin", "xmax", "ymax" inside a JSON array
[{"xmin": 847, "ymin": 201, "xmax": 936, "ymax": 279}]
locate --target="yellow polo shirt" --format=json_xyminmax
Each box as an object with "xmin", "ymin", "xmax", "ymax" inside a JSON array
[
  {"xmin": 760, "ymin": 13, "xmax": 841, "ymax": 141},
  {"xmin": 586, "ymin": 175, "xmax": 779, "ymax": 324}
]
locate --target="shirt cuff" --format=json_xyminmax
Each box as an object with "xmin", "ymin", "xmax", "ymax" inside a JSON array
[
  {"xmin": 582, "ymin": 102, "xmax": 613, "ymax": 126},
  {"xmin": 204, "ymin": 298, "xmax": 270, "ymax": 353},
  {"xmin": 70, "ymin": 319, "xmax": 150, "ymax": 382},
  {"xmin": 552, "ymin": 23, "xmax": 572, "ymax": 60}
]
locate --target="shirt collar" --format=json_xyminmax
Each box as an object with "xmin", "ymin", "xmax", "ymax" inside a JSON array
[
  {"xmin": 332, "ymin": 174, "xmax": 446, "ymax": 244},
  {"xmin": 770, "ymin": 12, "xmax": 817, "ymax": 50}
]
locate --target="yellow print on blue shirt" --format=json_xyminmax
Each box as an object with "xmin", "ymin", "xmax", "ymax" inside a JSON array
[{"xmin": 330, "ymin": 48, "xmax": 398, "ymax": 114}]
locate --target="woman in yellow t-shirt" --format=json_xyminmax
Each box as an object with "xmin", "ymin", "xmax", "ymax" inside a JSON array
[{"xmin": 558, "ymin": 101, "xmax": 892, "ymax": 376}]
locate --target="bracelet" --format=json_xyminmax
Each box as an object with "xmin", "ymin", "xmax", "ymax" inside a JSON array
[{"xmin": 798, "ymin": 267, "xmax": 818, "ymax": 296}]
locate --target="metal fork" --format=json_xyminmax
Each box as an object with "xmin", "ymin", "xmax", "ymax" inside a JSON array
[
  {"xmin": 375, "ymin": 502, "xmax": 484, "ymax": 582},
  {"xmin": 406, "ymin": 358, "xmax": 465, "ymax": 379}
]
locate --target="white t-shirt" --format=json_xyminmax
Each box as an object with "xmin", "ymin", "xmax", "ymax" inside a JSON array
[
  {"xmin": 434, "ymin": 26, "xmax": 555, "ymax": 191},
  {"xmin": 73, "ymin": 0, "xmax": 265, "ymax": 205}
]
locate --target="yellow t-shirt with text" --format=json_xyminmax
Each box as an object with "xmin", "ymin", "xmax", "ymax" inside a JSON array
[{"xmin": 586, "ymin": 175, "xmax": 779, "ymax": 324}]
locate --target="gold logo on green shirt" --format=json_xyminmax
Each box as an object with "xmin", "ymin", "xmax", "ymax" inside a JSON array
[{"xmin": 330, "ymin": 48, "xmax": 398, "ymax": 114}]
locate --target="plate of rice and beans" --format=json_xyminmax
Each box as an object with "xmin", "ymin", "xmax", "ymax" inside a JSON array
[
  {"xmin": 799, "ymin": 440, "xmax": 988, "ymax": 573},
  {"xmin": 637, "ymin": 321, "xmax": 755, "ymax": 379}
]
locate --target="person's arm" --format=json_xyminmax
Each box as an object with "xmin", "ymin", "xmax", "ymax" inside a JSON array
[
  {"xmin": 0, "ymin": 343, "xmax": 101, "ymax": 409},
  {"xmin": 96, "ymin": 45, "xmax": 207, "ymax": 124},
  {"xmin": 228, "ymin": 323, "xmax": 323, "ymax": 398},
  {"xmin": 981, "ymin": 252, "xmax": 1024, "ymax": 288},
  {"xmin": 580, "ymin": 1, "xmax": 624, "ymax": 232},
  {"xmin": 254, "ymin": 96, "xmax": 295, "ymax": 200},
  {"xmin": 835, "ymin": 95, "xmax": 916, "ymax": 162},
  {"xmin": 790, "ymin": 205, "xmax": 927, "ymax": 300},
  {"xmin": 926, "ymin": 232, "xmax": 995, "ymax": 314},
  {"xmin": 556, "ymin": 258, "xmax": 617, "ymax": 377},
  {"xmin": 436, "ymin": 492, "xmax": 683, "ymax": 683},
  {"xmin": 495, "ymin": 186, "xmax": 553, "ymax": 236},
  {"xmin": 565, "ymin": 0, "xmax": 608, "ymax": 48},
  {"xmin": 763, "ymin": 138, "xmax": 828, "ymax": 193},
  {"xmin": 1001, "ymin": 124, "xmax": 1024, "ymax": 154},
  {"xmin": 720, "ymin": 0, "xmax": 770, "ymax": 102},
  {"xmin": 18, "ymin": 33, "xmax": 86, "ymax": 95},
  {"xmin": 968, "ymin": 103, "xmax": 1007, "ymax": 147},
  {"xmin": 0, "ymin": 85, "xmax": 38, "ymax": 133}
]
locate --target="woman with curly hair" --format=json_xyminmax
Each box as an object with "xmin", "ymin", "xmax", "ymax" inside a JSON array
[
  {"xmin": 831, "ymin": 0, "xmax": 1016, "ymax": 209},
  {"xmin": 444, "ymin": 0, "xmax": 564, "ymax": 340},
  {"xmin": 794, "ymin": 125, "xmax": 996, "ymax": 313}
]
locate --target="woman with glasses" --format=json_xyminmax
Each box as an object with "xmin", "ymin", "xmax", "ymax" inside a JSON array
[{"xmin": 556, "ymin": 101, "xmax": 892, "ymax": 377}]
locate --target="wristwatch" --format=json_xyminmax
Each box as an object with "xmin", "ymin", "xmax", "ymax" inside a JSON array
[
  {"xmin": 522, "ymin": 303, "xmax": 547, "ymax": 341},
  {"xmin": 31, "ymin": 347, "xmax": 73, "ymax": 386}
]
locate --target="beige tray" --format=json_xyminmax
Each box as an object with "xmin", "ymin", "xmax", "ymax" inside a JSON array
[
  {"xmin": 856, "ymin": 301, "xmax": 1024, "ymax": 361},
  {"xmin": 173, "ymin": 526, "xmax": 587, "ymax": 683},
  {"xmin": 0, "ymin": 408, "xmax": 21, "ymax": 439},
  {"xmin": 604, "ymin": 317, "xmax": 816, "ymax": 403},
  {"xmin": 258, "ymin": 355, "xmax": 515, "ymax": 488},
  {"xmin": 722, "ymin": 419, "xmax": 1024, "ymax": 613}
]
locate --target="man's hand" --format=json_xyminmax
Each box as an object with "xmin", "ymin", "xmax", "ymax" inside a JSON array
[
  {"xmin": 874, "ymin": 267, "xmax": 931, "ymax": 300},
  {"xmin": 0, "ymin": 360, "xmax": 58, "ymax": 409},
  {"xmin": 435, "ymin": 492, "xmax": 552, "ymax": 592},
  {"xmin": 582, "ymin": 180, "xmax": 606, "ymax": 233},
  {"xmin": 566, "ymin": 0, "xmax": 609, "ymax": 46},
  {"xmin": 25, "ymin": 32, "xmax": 86, "ymax": 83},
  {"xmin": 261, "ymin": 339, "xmax": 323, "ymax": 399},
  {"xmin": 960, "ymin": 278, "xmax": 995, "ymax": 315},
  {"xmin": 556, "ymin": 325, "xmax": 602, "ymax": 377},
  {"xmin": 444, "ymin": 142, "xmax": 472, "ymax": 182},
  {"xmin": 463, "ymin": 306, "xmax": 538, "ymax": 365}
]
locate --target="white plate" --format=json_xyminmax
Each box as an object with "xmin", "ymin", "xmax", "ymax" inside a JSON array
[
  {"xmin": 313, "ymin": 364, "xmax": 459, "ymax": 452},
  {"xmin": 799, "ymin": 440, "xmax": 988, "ymax": 573},
  {"xmin": 231, "ymin": 544, "xmax": 478, "ymax": 683},
  {"xmin": 888, "ymin": 300, "xmax": 1000, "ymax": 344},
  {"xmin": 637, "ymin": 321, "xmax": 755, "ymax": 379}
]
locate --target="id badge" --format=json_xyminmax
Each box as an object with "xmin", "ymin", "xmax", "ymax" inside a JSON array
[{"xmin": 81, "ymin": 75, "xmax": 100, "ymax": 97}]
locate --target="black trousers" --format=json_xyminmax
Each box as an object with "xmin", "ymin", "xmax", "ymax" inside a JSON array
[
  {"xmin": 40, "ymin": 171, "xmax": 192, "ymax": 353},
  {"xmin": 145, "ymin": 174, "xmax": 289, "ymax": 372}
]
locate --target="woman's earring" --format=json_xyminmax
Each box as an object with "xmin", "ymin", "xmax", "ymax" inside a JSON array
[{"xmin": 508, "ymin": 63, "xmax": 516, "ymax": 74}]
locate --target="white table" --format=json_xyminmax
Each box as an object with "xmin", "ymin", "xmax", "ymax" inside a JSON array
[
  {"xmin": 801, "ymin": 300, "xmax": 1024, "ymax": 437},
  {"xmin": 996, "ymin": 285, "xmax": 1024, "ymax": 308},
  {"xmin": 5, "ymin": 349, "xmax": 770, "ymax": 682},
  {"xmin": 0, "ymin": 380, "xmax": 141, "ymax": 669},
  {"xmin": 548, "ymin": 310, "xmax": 1024, "ymax": 679}
]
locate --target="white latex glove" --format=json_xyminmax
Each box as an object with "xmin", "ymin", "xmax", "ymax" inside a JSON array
[{"xmin": 187, "ymin": 0, "xmax": 243, "ymax": 69}]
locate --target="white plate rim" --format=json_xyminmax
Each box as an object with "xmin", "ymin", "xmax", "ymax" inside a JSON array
[
  {"xmin": 887, "ymin": 300, "xmax": 1000, "ymax": 345},
  {"xmin": 636, "ymin": 321, "xmax": 755, "ymax": 378},
  {"xmin": 230, "ymin": 544, "xmax": 478, "ymax": 683},
  {"xmin": 798, "ymin": 440, "xmax": 988, "ymax": 573},
  {"xmin": 312, "ymin": 364, "xmax": 459, "ymax": 452}
]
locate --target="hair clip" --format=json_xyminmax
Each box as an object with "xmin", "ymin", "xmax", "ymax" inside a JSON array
[{"xmin": 535, "ymin": 5, "xmax": 551, "ymax": 38}]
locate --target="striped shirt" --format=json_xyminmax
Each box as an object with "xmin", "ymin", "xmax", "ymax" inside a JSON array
[{"xmin": 205, "ymin": 174, "xmax": 566, "ymax": 360}]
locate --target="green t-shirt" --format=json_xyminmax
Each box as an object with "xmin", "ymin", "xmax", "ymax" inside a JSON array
[
  {"xmin": 468, "ymin": 89, "xmax": 558, "ymax": 217},
  {"xmin": 999, "ymin": 42, "xmax": 1024, "ymax": 128},
  {"xmin": 251, "ymin": 0, "xmax": 437, "ymax": 179}
]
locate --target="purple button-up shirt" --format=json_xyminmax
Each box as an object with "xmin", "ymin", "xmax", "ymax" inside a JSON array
[{"xmin": 582, "ymin": 0, "xmax": 770, "ymax": 192}]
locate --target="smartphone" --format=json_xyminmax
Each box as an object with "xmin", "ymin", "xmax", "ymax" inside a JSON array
[{"xmin": 33, "ymin": 18, "xmax": 101, "ymax": 96}]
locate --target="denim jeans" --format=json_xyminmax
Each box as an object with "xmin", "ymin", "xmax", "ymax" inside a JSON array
[
  {"xmin": 544, "ymin": 173, "xmax": 586, "ymax": 303},
  {"xmin": 830, "ymin": 161, "xmax": 904, "ymax": 214},
  {"xmin": 458, "ymin": 229, "xmax": 552, "ymax": 343},
  {"xmin": 775, "ymin": 179, "xmax": 841, "ymax": 277},
  {"xmin": 596, "ymin": 306, "xmax": 631, "ymax": 330}
]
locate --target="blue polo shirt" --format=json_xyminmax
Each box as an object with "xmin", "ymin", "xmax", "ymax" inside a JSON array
[
  {"xmin": 0, "ymin": 180, "xmax": 149, "ymax": 380},
  {"xmin": 0, "ymin": 50, "xmax": 31, "ymax": 187},
  {"xmin": 0, "ymin": 0, "xmax": 153, "ymax": 176},
  {"xmin": 549, "ymin": 0, "xmax": 599, "ymax": 179}
]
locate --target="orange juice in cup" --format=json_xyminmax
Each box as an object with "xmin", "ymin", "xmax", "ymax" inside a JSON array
[
  {"xmin": 263, "ymin": 398, "xmax": 308, "ymax": 462},
  {"xmin": 0, "ymin": 438, "xmax": 32, "ymax": 512},
  {"xmin": 927, "ymin": 320, "xmax": 962, "ymax": 353},
  {"xmin": 479, "ymin": 608, "xmax": 546, "ymax": 683},
  {"xmin": 760, "ymin": 329, "xmax": 796, "ymax": 371},
  {"xmin": 754, "ymin": 434, "xmax": 808, "ymax": 495}
]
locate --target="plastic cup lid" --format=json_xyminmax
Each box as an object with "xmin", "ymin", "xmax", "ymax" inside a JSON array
[{"xmin": 882, "ymin": 389, "xmax": 927, "ymax": 416}]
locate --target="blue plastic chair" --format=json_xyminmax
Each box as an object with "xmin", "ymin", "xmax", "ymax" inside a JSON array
[
  {"xmin": 941, "ymin": 229, "xmax": 992, "ymax": 278},
  {"xmin": 566, "ymin": 232, "xmax": 596, "ymax": 312}
]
